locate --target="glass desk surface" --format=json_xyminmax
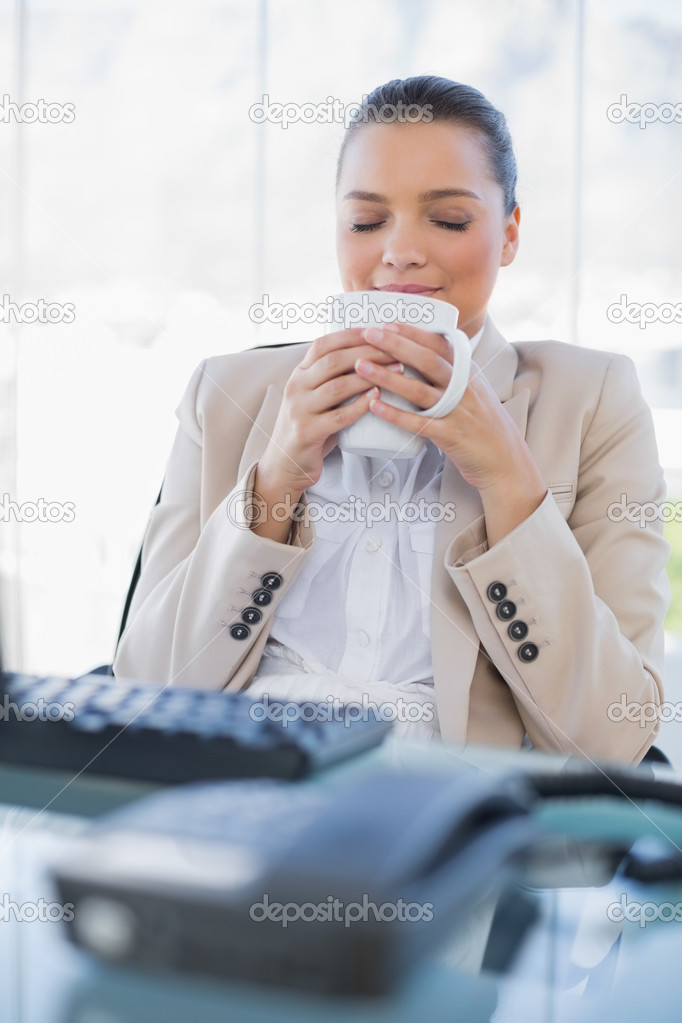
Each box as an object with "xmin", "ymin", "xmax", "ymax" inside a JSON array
[{"xmin": 1, "ymin": 737, "xmax": 681, "ymax": 1023}]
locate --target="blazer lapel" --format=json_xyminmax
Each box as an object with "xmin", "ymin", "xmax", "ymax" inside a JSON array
[{"xmin": 431, "ymin": 318, "xmax": 529, "ymax": 741}]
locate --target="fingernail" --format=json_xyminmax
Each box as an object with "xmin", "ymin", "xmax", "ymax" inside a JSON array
[
  {"xmin": 363, "ymin": 327, "xmax": 384, "ymax": 342},
  {"xmin": 386, "ymin": 362, "xmax": 404, "ymax": 373}
]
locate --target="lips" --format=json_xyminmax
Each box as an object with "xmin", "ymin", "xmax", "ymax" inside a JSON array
[{"xmin": 373, "ymin": 284, "xmax": 441, "ymax": 294}]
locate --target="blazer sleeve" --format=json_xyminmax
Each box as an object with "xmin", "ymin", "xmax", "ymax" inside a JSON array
[
  {"xmin": 444, "ymin": 353, "xmax": 671, "ymax": 763},
  {"xmin": 113, "ymin": 360, "xmax": 315, "ymax": 689}
]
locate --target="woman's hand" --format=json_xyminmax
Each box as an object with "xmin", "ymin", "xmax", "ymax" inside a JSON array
[
  {"xmin": 252, "ymin": 329, "xmax": 401, "ymax": 542},
  {"xmin": 354, "ymin": 323, "xmax": 547, "ymax": 544}
]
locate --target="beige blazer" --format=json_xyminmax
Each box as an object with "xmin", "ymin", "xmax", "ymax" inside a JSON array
[{"xmin": 113, "ymin": 318, "xmax": 671, "ymax": 764}]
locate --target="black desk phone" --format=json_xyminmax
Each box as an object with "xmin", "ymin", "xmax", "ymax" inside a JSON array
[{"xmin": 52, "ymin": 767, "xmax": 540, "ymax": 996}]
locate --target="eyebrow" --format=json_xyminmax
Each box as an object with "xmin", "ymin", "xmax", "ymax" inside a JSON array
[{"xmin": 342, "ymin": 188, "xmax": 482, "ymax": 203}]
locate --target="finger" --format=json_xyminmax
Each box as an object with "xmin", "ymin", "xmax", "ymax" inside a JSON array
[
  {"xmin": 307, "ymin": 373, "xmax": 383, "ymax": 415},
  {"xmin": 317, "ymin": 385, "xmax": 380, "ymax": 436},
  {"xmin": 368, "ymin": 393, "xmax": 442, "ymax": 440},
  {"xmin": 356, "ymin": 332, "xmax": 452, "ymax": 389},
  {"xmin": 300, "ymin": 329, "xmax": 361, "ymax": 370},
  {"xmin": 299, "ymin": 343, "xmax": 404, "ymax": 390},
  {"xmin": 274, "ymin": 383, "xmax": 378, "ymax": 459},
  {"xmin": 298, "ymin": 328, "xmax": 397, "ymax": 371},
  {"xmin": 354, "ymin": 358, "xmax": 444, "ymax": 407},
  {"xmin": 365, "ymin": 322, "xmax": 454, "ymax": 363},
  {"xmin": 362, "ymin": 326, "xmax": 453, "ymax": 385}
]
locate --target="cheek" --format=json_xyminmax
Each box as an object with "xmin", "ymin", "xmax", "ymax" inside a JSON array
[
  {"xmin": 337, "ymin": 232, "xmax": 375, "ymax": 280},
  {"xmin": 447, "ymin": 228, "xmax": 501, "ymax": 282},
  {"xmin": 335, "ymin": 234, "xmax": 352, "ymax": 285}
]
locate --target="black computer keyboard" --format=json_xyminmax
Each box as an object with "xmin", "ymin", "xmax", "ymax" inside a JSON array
[{"xmin": 0, "ymin": 672, "xmax": 391, "ymax": 784}]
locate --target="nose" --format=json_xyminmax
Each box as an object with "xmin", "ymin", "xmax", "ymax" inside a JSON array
[{"xmin": 381, "ymin": 219, "xmax": 427, "ymax": 272}]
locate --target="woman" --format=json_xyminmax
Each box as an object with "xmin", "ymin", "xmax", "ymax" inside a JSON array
[{"xmin": 113, "ymin": 76, "xmax": 670, "ymax": 764}]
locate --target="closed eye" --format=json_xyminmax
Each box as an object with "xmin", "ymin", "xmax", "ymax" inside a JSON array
[
  {"xmin": 434, "ymin": 220, "xmax": 470, "ymax": 232},
  {"xmin": 349, "ymin": 220, "xmax": 470, "ymax": 233}
]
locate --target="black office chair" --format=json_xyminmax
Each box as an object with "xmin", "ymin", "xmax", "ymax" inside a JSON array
[
  {"xmin": 641, "ymin": 743, "xmax": 672, "ymax": 766},
  {"xmin": 85, "ymin": 484, "xmax": 163, "ymax": 678}
]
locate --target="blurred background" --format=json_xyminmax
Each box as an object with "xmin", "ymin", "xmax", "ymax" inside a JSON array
[{"xmin": 0, "ymin": 0, "xmax": 681, "ymax": 751}]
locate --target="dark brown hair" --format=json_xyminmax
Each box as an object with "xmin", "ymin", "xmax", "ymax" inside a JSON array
[{"xmin": 336, "ymin": 75, "xmax": 518, "ymax": 216}]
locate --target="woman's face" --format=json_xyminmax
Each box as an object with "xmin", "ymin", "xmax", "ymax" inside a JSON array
[{"xmin": 335, "ymin": 120, "xmax": 520, "ymax": 338}]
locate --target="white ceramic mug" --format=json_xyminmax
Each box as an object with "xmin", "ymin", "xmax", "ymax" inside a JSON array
[{"xmin": 326, "ymin": 290, "xmax": 471, "ymax": 458}]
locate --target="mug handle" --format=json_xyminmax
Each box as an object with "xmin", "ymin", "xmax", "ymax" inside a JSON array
[{"xmin": 413, "ymin": 327, "xmax": 472, "ymax": 419}]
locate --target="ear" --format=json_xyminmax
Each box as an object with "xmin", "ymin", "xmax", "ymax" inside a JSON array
[{"xmin": 500, "ymin": 206, "xmax": 521, "ymax": 267}]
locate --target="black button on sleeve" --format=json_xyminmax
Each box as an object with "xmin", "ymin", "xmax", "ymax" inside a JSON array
[
  {"xmin": 242, "ymin": 607, "xmax": 262, "ymax": 625},
  {"xmin": 252, "ymin": 588, "xmax": 273, "ymax": 607},
  {"xmin": 518, "ymin": 642, "xmax": 539, "ymax": 663},
  {"xmin": 496, "ymin": 600, "xmax": 516, "ymax": 621},
  {"xmin": 508, "ymin": 620, "xmax": 529, "ymax": 641},
  {"xmin": 487, "ymin": 582, "xmax": 507, "ymax": 603},
  {"xmin": 230, "ymin": 624, "xmax": 251, "ymax": 641},
  {"xmin": 261, "ymin": 572, "xmax": 283, "ymax": 590}
]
